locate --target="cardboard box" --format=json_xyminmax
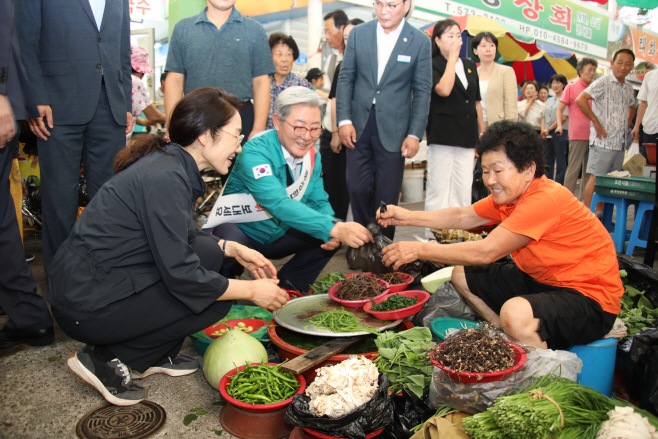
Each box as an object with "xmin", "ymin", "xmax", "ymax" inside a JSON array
[
  {"xmin": 623, "ymin": 154, "xmax": 647, "ymax": 176},
  {"xmin": 644, "ymin": 165, "xmax": 656, "ymax": 178}
]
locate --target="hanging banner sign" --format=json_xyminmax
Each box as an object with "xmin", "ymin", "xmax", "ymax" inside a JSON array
[
  {"xmin": 341, "ymin": 0, "xmax": 609, "ymax": 59},
  {"xmin": 416, "ymin": 0, "xmax": 609, "ymax": 58},
  {"xmin": 608, "ymin": 21, "xmax": 658, "ymax": 64},
  {"xmin": 129, "ymin": 0, "xmax": 164, "ymax": 21}
]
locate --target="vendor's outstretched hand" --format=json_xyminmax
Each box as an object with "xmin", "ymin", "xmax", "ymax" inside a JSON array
[
  {"xmin": 329, "ymin": 222, "xmax": 373, "ymax": 248},
  {"xmin": 250, "ymin": 279, "xmax": 288, "ymax": 311},
  {"xmin": 226, "ymin": 241, "xmax": 277, "ymax": 279},
  {"xmin": 321, "ymin": 238, "xmax": 341, "ymax": 251},
  {"xmin": 377, "ymin": 205, "xmax": 411, "ymax": 228},
  {"xmin": 382, "ymin": 241, "xmax": 423, "ymax": 271}
]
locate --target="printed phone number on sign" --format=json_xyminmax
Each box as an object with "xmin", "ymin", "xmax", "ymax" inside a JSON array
[
  {"xmin": 439, "ymin": 2, "xmax": 507, "ymax": 23},
  {"xmin": 528, "ymin": 30, "xmax": 589, "ymax": 51}
]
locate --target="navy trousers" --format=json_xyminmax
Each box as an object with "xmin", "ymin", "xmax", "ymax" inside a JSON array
[
  {"xmin": 214, "ymin": 223, "xmax": 337, "ymax": 293},
  {"xmin": 319, "ymin": 130, "xmax": 349, "ymax": 221},
  {"xmin": 40, "ymin": 84, "xmax": 125, "ymax": 274},
  {"xmin": 0, "ymin": 128, "xmax": 53, "ymax": 332},
  {"xmin": 52, "ymin": 233, "xmax": 230, "ymax": 372},
  {"xmin": 544, "ymin": 129, "xmax": 568, "ymax": 185},
  {"xmin": 346, "ymin": 108, "xmax": 405, "ymax": 240}
]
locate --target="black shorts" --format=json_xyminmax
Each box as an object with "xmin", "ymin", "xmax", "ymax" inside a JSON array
[{"xmin": 464, "ymin": 260, "xmax": 617, "ymax": 350}]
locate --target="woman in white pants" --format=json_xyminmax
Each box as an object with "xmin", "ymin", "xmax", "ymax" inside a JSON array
[{"xmin": 425, "ymin": 19, "xmax": 485, "ymax": 238}]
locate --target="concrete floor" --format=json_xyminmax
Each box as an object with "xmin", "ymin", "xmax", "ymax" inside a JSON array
[{"xmin": 0, "ymin": 194, "xmax": 655, "ymax": 439}]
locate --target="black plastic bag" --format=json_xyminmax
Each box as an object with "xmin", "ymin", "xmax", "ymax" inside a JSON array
[
  {"xmin": 411, "ymin": 281, "xmax": 479, "ymax": 328},
  {"xmin": 378, "ymin": 390, "xmax": 435, "ymax": 439},
  {"xmin": 618, "ymin": 256, "xmax": 658, "ymax": 307},
  {"xmin": 620, "ymin": 328, "xmax": 658, "ymax": 415},
  {"xmin": 284, "ymin": 373, "xmax": 394, "ymax": 439},
  {"xmin": 346, "ymin": 222, "xmax": 444, "ymax": 277},
  {"xmin": 346, "ymin": 223, "xmax": 394, "ymax": 273},
  {"xmin": 472, "ymin": 156, "xmax": 489, "ymax": 204}
]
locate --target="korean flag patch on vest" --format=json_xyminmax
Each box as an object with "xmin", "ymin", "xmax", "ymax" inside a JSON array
[{"xmin": 252, "ymin": 164, "xmax": 273, "ymax": 179}]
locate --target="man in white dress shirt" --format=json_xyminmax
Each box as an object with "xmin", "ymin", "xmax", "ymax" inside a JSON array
[{"xmin": 336, "ymin": 0, "xmax": 431, "ymax": 239}]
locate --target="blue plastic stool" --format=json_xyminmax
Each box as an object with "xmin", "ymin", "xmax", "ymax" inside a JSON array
[
  {"xmin": 567, "ymin": 338, "xmax": 618, "ymax": 396},
  {"xmin": 590, "ymin": 193, "xmax": 638, "ymax": 253},
  {"xmin": 626, "ymin": 201, "xmax": 655, "ymax": 256}
]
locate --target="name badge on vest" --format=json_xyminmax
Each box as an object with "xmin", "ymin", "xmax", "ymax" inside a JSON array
[
  {"xmin": 204, "ymin": 148, "xmax": 317, "ymax": 228},
  {"xmin": 397, "ymin": 55, "xmax": 411, "ymax": 63}
]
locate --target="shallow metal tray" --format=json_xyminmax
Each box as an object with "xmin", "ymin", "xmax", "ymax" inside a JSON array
[{"xmin": 272, "ymin": 294, "xmax": 402, "ymax": 337}]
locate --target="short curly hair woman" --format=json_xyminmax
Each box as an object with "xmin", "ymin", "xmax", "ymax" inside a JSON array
[{"xmin": 378, "ymin": 120, "xmax": 623, "ymax": 351}]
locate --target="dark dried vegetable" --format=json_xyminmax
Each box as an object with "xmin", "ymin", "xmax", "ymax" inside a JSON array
[
  {"xmin": 335, "ymin": 273, "xmax": 386, "ymax": 301},
  {"xmin": 428, "ymin": 323, "xmax": 515, "ymax": 373},
  {"xmin": 372, "ymin": 272, "xmax": 406, "ymax": 285},
  {"xmin": 370, "ymin": 294, "xmax": 417, "ymax": 312}
]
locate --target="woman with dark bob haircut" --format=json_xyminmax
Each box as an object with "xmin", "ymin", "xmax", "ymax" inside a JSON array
[
  {"xmin": 378, "ymin": 120, "xmax": 623, "ymax": 351},
  {"xmin": 48, "ymin": 87, "xmax": 288, "ymax": 407}
]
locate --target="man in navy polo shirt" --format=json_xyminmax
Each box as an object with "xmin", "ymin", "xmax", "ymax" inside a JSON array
[{"xmin": 165, "ymin": 0, "xmax": 274, "ymax": 141}]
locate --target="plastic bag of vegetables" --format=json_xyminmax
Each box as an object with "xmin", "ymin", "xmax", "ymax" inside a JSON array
[
  {"xmin": 285, "ymin": 371, "xmax": 394, "ymax": 439},
  {"xmin": 202, "ymin": 328, "xmax": 268, "ymax": 391}
]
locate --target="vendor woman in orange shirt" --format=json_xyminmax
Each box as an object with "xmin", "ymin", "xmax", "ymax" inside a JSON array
[{"xmin": 377, "ymin": 120, "xmax": 623, "ymax": 350}]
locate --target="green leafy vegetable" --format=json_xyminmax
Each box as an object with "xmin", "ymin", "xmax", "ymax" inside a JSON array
[
  {"xmin": 370, "ymin": 294, "xmax": 417, "ymax": 312},
  {"xmin": 309, "ymin": 272, "xmax": 347, "ymax": 295},
  {"xmin": 209, "ymin": 429, "xmax": 224, "ymax": 435},
  {"xmin": 183, "ymin": 414, "xmax": 198, "ymax": 426},
  {"xmin": 305, "ymin": 309, "xmax": 379, "ymax": 334},
  {"xmin": 618, "ymin": 272, "xmax": 658, "ymax": 339},
  {"xmin": 374, "ymin": 327, "xmax": 436, "ymax": 398},
  {"xmin": 47, "ymin": 356, "xmax": 61, "ymax": 362}
]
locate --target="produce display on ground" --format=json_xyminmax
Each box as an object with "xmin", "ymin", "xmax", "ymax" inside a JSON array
[
  {"xmin": 410, "ymin": 405, "xmax": 454, "ymax": 433},
  {"xmin": 211, "ymin": 321, "xmax": 253, "ymax": 336},
  {"xmin": 421, "ymin": 266, "xmax": 455, "ymax": 293},
  {"xmin": 371, "ymin": 272, "xmax": 406, "ymax": 285},
  {"xmin": 462, "ymin": 374, "xmax": 658, "ymax": 439},
  {"xmin": 226, "ymin": 362, "xmax": 300, "ymax": 405},
  {"xmin": 305, "ymin": 356, "xmax": 380, "ymax": 418},
  {"xmin": 309, "ymin": 272, "xmax": 347, "ymax": 295},
  {"xmin": 429, "ymin": 323, "xmax": 515, "ymax": 374},
  {"xmin": 202, "ymin": 328, "xmax": 268, "ymax": 390},
  {"xmin": 335, "ymin": 273, "xmax": 387, "ymax": 301},
  {"xmin": 374, "ymin": 327, "xmax": 436, "ymax": 398},
  {"xmin": 304, "ymin": 309, "xmax": 379, "ymax": 334},
  {"xmin": 278, "ymin": 327, "xmax": 379, "ymax": 354},
  {"xmin": 370, "ymin": 293, "xmax": 418, "ymax": 312},
  {"xmin": 619, "ymin": 269, "xmax": 658, "ymax": 338}
]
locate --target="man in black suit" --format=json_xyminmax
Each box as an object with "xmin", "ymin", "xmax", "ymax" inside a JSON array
[{"xmin": 0, "ymin": 0, "xmax": 54, "ymax": 348}]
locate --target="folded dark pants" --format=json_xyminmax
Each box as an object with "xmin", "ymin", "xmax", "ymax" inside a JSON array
[
  {"xmin": 464, "ymin": 260, "xmax": 617, "ymax": 350},
  {"xmin": 52, "ymin": 233, "xmax": 231, "ymax": 372},
  {"xmin": 214, "ymin": 223, "xmax": 337, "ymax": 293}
]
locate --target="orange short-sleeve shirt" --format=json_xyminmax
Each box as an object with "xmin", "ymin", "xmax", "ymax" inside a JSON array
[{"xmin": 473, "ymin": 176, "xmax": 623, "ymax": 314}]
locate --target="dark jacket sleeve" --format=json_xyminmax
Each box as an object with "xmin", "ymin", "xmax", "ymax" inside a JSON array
[
  {"xmin": 0, "ymin": 0, "xmax": 12, "ymax": 97},
  {"xmin": 121, "ymin": 0, "xmax": 131, "ymax": 114},
  {"xmin": 136, "ymin": 157, "xmax": 229, "ymax": 314}
]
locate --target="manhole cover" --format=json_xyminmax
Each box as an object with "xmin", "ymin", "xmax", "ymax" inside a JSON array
[{"xmin": 76, "ymin": 401, "xmax": 166, "ymax": 439}]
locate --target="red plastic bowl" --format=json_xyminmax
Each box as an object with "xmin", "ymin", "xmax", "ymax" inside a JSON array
[
  {"xmin": 384, "ymin": 273, "xmax": 414, "ymax": 293},
  {"xmin": 301, "ymin": 427, "xmax": 384, "ymax": 439},
  {"xmin": 363, "ymin": 290, "xmax": 430, "ymax": 320},
  {"xmin": 430, "ymin": 341, "xmax": 527, "ymax": 383},
  {"xmin": 204, "ymin": 318, "xmax": 267, "ymax": 338},
  {"xmin": 268, "ymin": 319, "xmax": 414, "ymax": 383},
  {"xmin": 328, "ymin": 279, "xmax": 390, "ymax": 308},
  {"xmin": 219, "ymin": 363, "xmax": 306, "ymax": 413},
  {"xmin": 347, "ymin": 272, "xmax": 414, "ymax": 293}
]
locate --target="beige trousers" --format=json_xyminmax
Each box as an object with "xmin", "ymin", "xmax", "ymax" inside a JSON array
[{"xmin": 564, "ymin": 139, "xmax": 591, "ymax": 200}]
